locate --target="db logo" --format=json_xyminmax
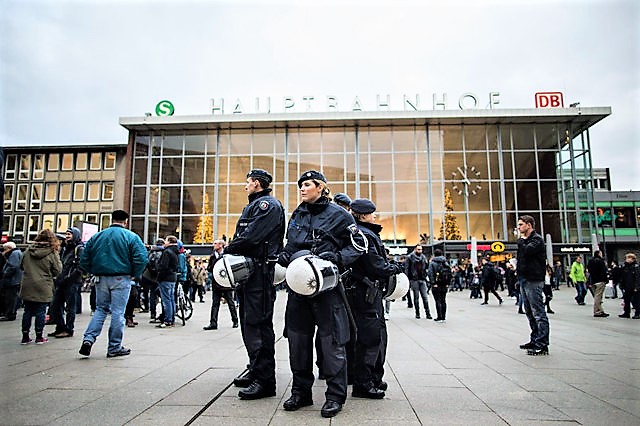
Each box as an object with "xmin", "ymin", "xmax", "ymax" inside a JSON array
[{"xmin": 535, "ymin": 92, "xmax": 564, "ymax": 108}]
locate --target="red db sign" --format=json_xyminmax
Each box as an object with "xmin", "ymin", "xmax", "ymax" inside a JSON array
[{"xmin": 535, "ymin": 92, "xmax": 564, "ymax": 108}]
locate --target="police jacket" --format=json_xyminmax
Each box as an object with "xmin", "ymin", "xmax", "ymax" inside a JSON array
[
  {"xmin": 157, "ymin": 244, "xmax": 179, "ymax": 283},
  {"xmin": 281, "ymin": 196, "xmax": 365, "ymax": 269},
  {"xmin": 516, "ymin": 231, "xmax": 546, "ymax": 281},
  {"xmin": 620, "ymin": 261, "xmax": 640, "ymax": 291},
  {"xmin": 80, "ymin": 224, "xmax": 148, "ymax": 278},
  {"xmin": 587, "ymin": 255, "xmax": 608, "ymax": 284},
  {"xmin": 226, "ymin": 188, "xmax": 285, "ymax": 259},
  {"xmin": 350, "ymin": 221, "xmax": 397, "ymax": 284}
]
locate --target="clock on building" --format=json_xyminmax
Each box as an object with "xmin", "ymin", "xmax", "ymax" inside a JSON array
[{"xmin": 451, "ymin": 165, "xmax": 482, "ymax": 196}]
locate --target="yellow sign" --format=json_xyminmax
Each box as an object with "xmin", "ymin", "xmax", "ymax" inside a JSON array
[{"xmin": 491, "ymin": 242, "xmax": 505, "ymax": 252}]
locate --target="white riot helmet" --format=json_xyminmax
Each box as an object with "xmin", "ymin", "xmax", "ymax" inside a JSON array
[
  {"xmin": 273, "ymin": 263, "xmax": 287, "ymax": 286},
  {"xmin": 285, "ymin": 252, "xmax": 340, "ymax": 297},
  {"xmin": 212, "ymin": 254, "xmax": 254, "ymax": 288},
  {"xmin": 385, "ymin": 272, "xmax": 409, "ymax": 301}
]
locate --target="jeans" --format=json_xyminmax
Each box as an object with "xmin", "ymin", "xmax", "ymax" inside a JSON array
[
  {"xmin": 575, "ymin": 281, "xmax": 587, "ymax": 304},
  {"xmin": 82, "ymin": 276, "xmax": 132, "ymax": 354},
  {"xmin": 519, "ymin": 278, "xmax": 550, "ymax": 349},
  {"xmin": 432, "ymin": 286, "xmax": 447, "ymax": 320},
  {"xmin": 22, "ymin": 301, "xmax": 48, "ymax": 336},
  {"xmin": 410, "ymin": 280, "xmax": 431, "ymax": 316},
  {"xmin": 50, "ymin": 281, "xmax": 81, "ymax": 333},
  {"xmin": 158, "ymin": 280, "xmax": 175, "ymax": 324}
]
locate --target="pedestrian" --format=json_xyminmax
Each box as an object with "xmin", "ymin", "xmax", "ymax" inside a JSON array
[
  {"xmin": 543, "ymin": 264, "xmax": 554, "ymax": 314},
  {"xmin": 333, "ymin": 192, "xmax": 352, "ymax": 210},
  {"xmin": 78, "ymin": 210, "xmax": 148, "ymax": 358},
  {"xmin": 587, "ymin": 250, "xmax": 610, "ymax": 317},
  {"xmin": 191, "ymin": 260, "xmax": 207, "ymax": 303},
  {"xmin": 141, "ymin": 239, "xmax": 164, "ymax": 322},
  {"xmin": 48, "ymin": 227, "xmax": 84, "ymax": 337},
  {"xmin": 480, "ymin": 256, "xmax": 503, "ymax": 305},
  {"xmin": 347, "ymin": 198, "xmax": 401, "ymax": 399},
  {"xmin": 203, "ymin": 239, "xmax": 238, "ymax": 330},
  {"xmin": 224, "ymin": 169, "xmax": 285, "ymax": 400},
  {"xmin": 278, "ymin": 170, "xmax": 366, "ymax": 418},
  {"xmin": 618, "ymin": 253, "xmax": 640, "ymax": 319},
  {"xmin": 156, "ymin": 236, "xmax": 180, "ymax": 328},
  {"xmin": 404, "ymin": 244, "xmax": 432, "ymax": 319},
  {"xmin": 553, "ymin": 260, "xmax": 563, "ymax": 290},
  {"xmin": 570, "ymin": 255, "xmax": 587, "ymax": 305},
  {"xmin": 428, "ymin": 248, "xmax": 451, "ymax": 322},
  {"xmin": 609, "ymin": 261, "xmax": 620, "ymax": 299},
  {"xmin": 516, "ymin": 215, "xmax": 550, "ymax": 356},
  {"xmin": 19, "ymin": 230, "xmax": 62, "ymax": 344},
  {"xmin": 0, "ymin": 241, "xmax": 24, "ymax": 322}
]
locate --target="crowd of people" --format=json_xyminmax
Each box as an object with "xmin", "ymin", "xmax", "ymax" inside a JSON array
[{"xmin": 1, "ymin": 169, "xmax": 639, "ymax": 419}]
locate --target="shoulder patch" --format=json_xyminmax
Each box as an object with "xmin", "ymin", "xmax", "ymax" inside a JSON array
[
  {"xmin": 347, "ymin": 224, "xmax": 359, "ymax": 235},
  {"xmin": 259, "ymin": 200, "xmax": 270, "ymax": 210}
]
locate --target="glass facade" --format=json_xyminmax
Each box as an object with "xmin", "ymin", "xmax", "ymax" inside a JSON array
[{"xmin": 128, "ymin": 119, "xmax": 600, "ymax": 248}]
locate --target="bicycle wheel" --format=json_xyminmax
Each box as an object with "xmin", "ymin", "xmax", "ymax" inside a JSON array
[
  {"xmin": 177, "ymin": 297, "xmax": 186, "ymax": 326},
  {"xmin": 183, "ymin": 297, "xmax": 193, "ymax": 321}
]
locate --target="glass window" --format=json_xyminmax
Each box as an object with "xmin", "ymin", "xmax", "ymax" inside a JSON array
[
  {"xmin": 5, "ymin": 154, "xmax": 17, "ymax": 180},
  {"xmin": 104, "ymin": 152, "xmax": 116, "ymax": 169},
  {"xmin": 133, "ymin": 157, "xmax": 148, "ymax": 185},
  {"xmin": 2, "ymin": 216, "xmax": 10, "ymax": 235},
  {"xmin": 47, "ymin": 153, "xmax": 60, "ymax": 171},
  {"xmin": 14, "ymin": 215, "xmax": 26, "ymax": 236},
  {"xmin": 86, "ymin": 214, "xmax": 98, "ymax": 224},
  {"xmin": 614, "ymin": 207, "xmax": 635, "ymax": 228},
  {"xmin": 102, "ymin": 182, "xmax": 114, "ymax": 200},
  {"xmin": 4, "ymin": 184, "xmax": 13, "ymax": 211},
  {"xmin": 184, "ymin": 132, "xmax": 207, "ymax": 155},
  {"xmin": 163, "ymin": 133, "xmax": 184, "ymax": 156},
  {"xmin": 16, "ymin": 183, "xmax": 28, "ymax": 211},
  {"xmin": 19, "ymin": 154, "xmax": 31, "ymax": 180},
  {"xmin": 42, "ymin": 214, "xmax": 55, "ymax": 230},
  {"xmin": 73, "ymin": 182, "xmax": 86, "ymax": 201},
  {"xmin": 76, "ymin": 153, "xmax": 88, "ymax": 170},
  {"xmin": 71, "ymin": 214, "xmax": 83, "ymax": 228},
  {"xmin": 161, "ymin": 157, "xmax": 183, "ymax": 185},
  {"xmin": 183, "ymin": 157, "xmax": 205, "ymax": 185},
  {"xmin": 30, "ymin": 183, "xmax": 43, "ymax": 210},
  {"xmin": 57, "ymin": 214, "xmax": 69, "ymax": 233},
  {"xmin": 33, "ymin": 154, "xmax": 45, "ymax": 179},
  {"xmin": 27, "ymin": 216, "xmax": 40, "ymax": 242},
  {"xmin": 45, "ymin": 183, "xmax": 57, "ymax": 202},
  {"xmin": 87, "ymin": 182, "xmax": 100, "ymax": 201},
  {"xmin": 135, "ymin": 134, "xmax": 150, "ymax": 157},
  {"xmin": 59, "ymin": 183, "xmax": 71, "ymax": 201},
  {"xmin": 90, "ymin": 152, "xmax": 102, "ymax": 170},
  {"xmin": 100, "ymin": 214, "xmax": 111, "ymax": 230},
  {"xmin": 62, "ymin": 153, "xmax": 73, "ymax": 170}
]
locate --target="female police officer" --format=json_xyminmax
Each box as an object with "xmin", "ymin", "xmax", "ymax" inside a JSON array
[
  {"xmin": 277, "ymin": 170, "xmax": 366, "ymax": 418},
  {"xmin": 348, "ymin": 198, "xmax": 403, "ymax": 400}
]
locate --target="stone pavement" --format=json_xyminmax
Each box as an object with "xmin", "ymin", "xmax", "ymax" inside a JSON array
[{"xmin": 1, "ymin": 286, "xmax": 638, "ymax": 425}]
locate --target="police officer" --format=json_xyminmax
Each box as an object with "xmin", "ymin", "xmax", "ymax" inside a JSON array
[
  {"xmin": 348, "ymin": 198, "xmax": 402, "ymax": 399},
  {"xmin": 278, "ymin": 170, "xmax": 366, "ymax": 418},
  {"xmin": 333, "ymin": 193, "xmax": 352, "ymax": 210},
  {"xmin": 225, "ymin": 169, "xmax": 285, "ymax": 400}
]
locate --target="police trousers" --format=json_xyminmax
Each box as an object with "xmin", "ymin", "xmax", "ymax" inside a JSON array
[{"xmin": 285, "ymin": 289, "xmax": 350, "ymax": 404}]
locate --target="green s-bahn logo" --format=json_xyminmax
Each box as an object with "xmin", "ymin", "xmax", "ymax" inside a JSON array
[{"xmin": 155, "ymin": 100, "xmax": 175, "ymax": 116}]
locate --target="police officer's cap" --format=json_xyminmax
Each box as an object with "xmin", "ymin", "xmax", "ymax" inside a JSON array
[
  {"xmin": 297, "ymin": 170, "xmax": 327, "ymax": 188},
  {"xmin": 333, "ymin": 193, "xmax": 352, "ymax": 207},
  {"xmin": 350, "ymin": 198, "xmax": 376, "ymax": 214},
  {"xmin": 247, "ymin": 169, "xmax": 272, "ymax": 184}
]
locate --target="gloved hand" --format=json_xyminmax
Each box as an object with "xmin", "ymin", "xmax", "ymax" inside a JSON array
[
  {"xmin": 393, "ymin": 264, "xmax": 404, "ymax": 275},
  {"xmin": 277, "ymin": 251, "xmax": 291, "ymax": 267},
  {"xmin": 318, "ymin": 251, "xmax": 339, "ymax": 266}
]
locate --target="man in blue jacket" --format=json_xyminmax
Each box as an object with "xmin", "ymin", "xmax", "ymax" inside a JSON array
[{"xmin": 78, "ymin": 210, "xmax": 147, "ymax": 358}]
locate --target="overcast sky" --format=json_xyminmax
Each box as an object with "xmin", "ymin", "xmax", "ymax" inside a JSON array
[{"xmin": 1, "ymin": 0, "xmax": 638, "ymax": 189}]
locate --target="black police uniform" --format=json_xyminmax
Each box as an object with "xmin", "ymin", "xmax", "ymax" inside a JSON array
[
  {"xmin": 225, "ymin": 187, "xmax": 285, "ymax": 394},
  {"xmin": 280, "ymin": 196, "xmax": 366, "ymax": 407},
  {"xmin": 348, "ymin": 218, "xmax": 399, "ymax": 397}
]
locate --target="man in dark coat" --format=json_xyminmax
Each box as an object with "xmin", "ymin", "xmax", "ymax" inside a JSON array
[{"xmin": 618, "ymin": 253, "xmax": 640, "ymax": 319}]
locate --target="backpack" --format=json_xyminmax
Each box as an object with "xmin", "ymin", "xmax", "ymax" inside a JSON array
[
  {"xmin": 434, "ymin": 261, "xmax": 452, "ymax": 287},
  {"xmin": 147, "ymin": 250, "xmax": 162, "ymax": 275}
]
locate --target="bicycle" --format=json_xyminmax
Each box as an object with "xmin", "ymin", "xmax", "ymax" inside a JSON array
[{"xmin": 175, "ymin": 282, "xmax": 193, "ymax": 326}]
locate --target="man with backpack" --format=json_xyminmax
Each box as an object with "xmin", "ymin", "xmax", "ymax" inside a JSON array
[
  {"xmin": 480, "ymin": 256, "xmax": 504, "ymax": 305},
  {"xmin": 428, "ymin": 248, "xmax": 451, "ymax": 323},
  {"xmin": 47, "ymin": 227, "xmax": 84, "ymax": 337},
  {"xmin": 141, "ymin": 239, "xmax": 164, "ymax": 322}
]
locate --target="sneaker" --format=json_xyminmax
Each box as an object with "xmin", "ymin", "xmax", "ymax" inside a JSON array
[
  {"xmin": 79, "ymin": 340, "xmax": 93, "ymax": 356},
  {"xmin": 21, "ymin": 336, "xmax": 33, "ymax": 345},
  {"xmin": 54, "ymin": 331, "xmax": 73, "ymax": 338},
  {"xmin": 519, "ymin": 342, "xmax": 535, "ymax": 350},
  {"xmin": 593, "ymin": 313, "xmax": 609, "ymax": 318},
  {"xmin": 527, "ymin": 347, "xmax": 549, "ymax": 356},
  {"xmin": 107, "ymin": 347, "xmax": 131, "ymax": 358},
  {"xmin": 618, "ymin": 314, "xmax": 630, "ymax": 318},
  {"xmin": 632, "ymin": 315, "xmax": 640, "ymax": 319},
  {"xmin": 35, "ymin": 337, "xmax": 49, "ymax": 345}
]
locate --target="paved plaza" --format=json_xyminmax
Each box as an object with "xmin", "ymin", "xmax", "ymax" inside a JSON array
[{"xmin": 1, "ymin": 286, "xmax": 639, "ymax": 425}]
